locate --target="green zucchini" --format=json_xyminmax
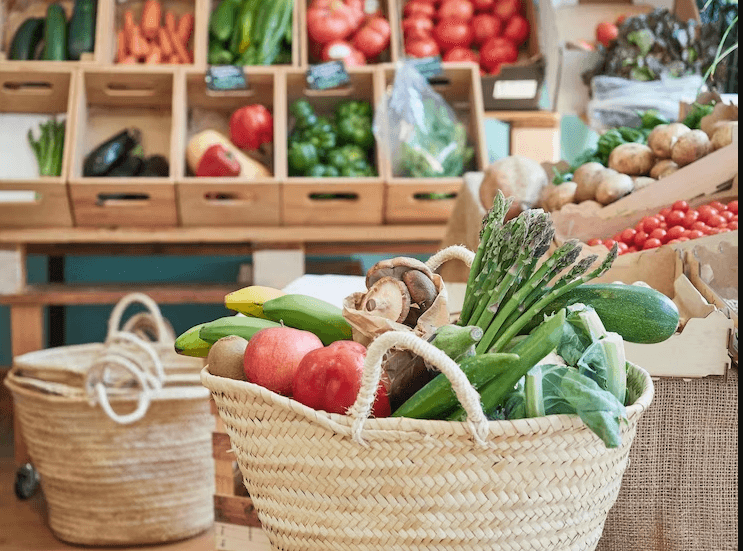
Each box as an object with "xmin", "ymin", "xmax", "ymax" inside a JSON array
[
  {"xmin": 256, "ymin": 0, "xmax": 293, "ymax": 65},
  {"xmin": 391, "ymin": 353, "xmax": 520, "ymax": 420},
  {"xmin": 524, "ymin": 283, "xmax": 679, "ymax": 344},
  {"xmin": 42, "ymin": 3, "xmax": 67, "ymax": 61},
  {"xmin": 67, "ymin": 0, "xmax": 97, "ymax": 61},
  {"xmin": 9, "ymin": 18, "xmax": 45, "ymax": 60}
]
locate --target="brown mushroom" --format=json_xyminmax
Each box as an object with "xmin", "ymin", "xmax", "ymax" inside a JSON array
[
  {"xmin": 402, "ymin": 269, "xmax": 438, "ymax": 312},
  {"xmin": 360, "ymin": 277, "xmax": 411, "ymax": 323},
  {"xmin": 365, "ymin": 257, "xmax": 434, "ymax": 289}
]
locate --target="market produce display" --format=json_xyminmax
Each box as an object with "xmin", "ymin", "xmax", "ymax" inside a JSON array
[
  {"xmin": 306, "ymin": 0, "xmax": 391, "ymax": 65},
  {"xmin": 401, "ymin": 0, "xmax": 530, "ymax": 75},
  {"xmin": 288, "ymin": 99, "xmax": 376, "ymax": 177},
  {"xmin": 82, "ymin": 128, "xmax": 169, "ymax": 177},
  {"xmin": 8, "ymin": 0, "xmax": 96, "ymax": 61},
  {"xmin": 116, "ymin": 0, "xmax": 194, "ymax": 64},
  {"xmin": 207, "ymin": 0, "xmax": 293, "ymax": 65},
  {"xmin": 587, "ymin": 198, "xmax": 738, "ymax": 255},
  {"xmin": 27, "ymin": 119, "xmax": 65, "ymax": 177}
]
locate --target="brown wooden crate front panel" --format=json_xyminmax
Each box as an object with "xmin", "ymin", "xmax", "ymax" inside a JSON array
[
  {"xmin": 283, "ymin": 181, "xmax": 384, "ymax": 225},
  {"xmin": 68, "ymin": 182, "xmax": 178, "ymax": 227},
  {"xmin": 0, "ymin": 182, "xmax": 73, "ymax": 228},
  {"xmin": 384, "ymin": 180, "xmax": 462, "ymax": 224}
]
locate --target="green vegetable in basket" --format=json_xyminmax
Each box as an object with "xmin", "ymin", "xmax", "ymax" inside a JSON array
[
  {"xmin": 682, "ymin": 102, "xmax": 716, "ymax": 130},
  {"xmin": 27, "ymin": 118, "xmax": 66, "ymax": 177}
]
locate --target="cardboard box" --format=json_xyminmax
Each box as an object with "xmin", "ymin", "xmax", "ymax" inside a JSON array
[
  {"xmin": 540, "ymin": 0, "xmax": 700, "ymax": 115},
  {"xmin": 0, "ymin": 66, "xmax": 75, "ymax": 228}
]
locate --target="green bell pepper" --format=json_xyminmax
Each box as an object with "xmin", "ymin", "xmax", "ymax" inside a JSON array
[
  {"xmin": 302, "ymin": 117, "xmax": 337, "ymax": 158},
  {"xmin": 335, "ymin": 100, "xmax": 374, "ymax": 149},
  {"xmin": 327, "ymin": 145, "xmax": 375, "ymax": 176},
  {"xmin": 307, "ymin": 164, "xmax": 340, "ymax": 177},
  {"xmin": 335, "ymin": 100, "xmax": 372, "ymax": 120},
  {"xmin": 288, "ymin": 141, "xmax": 319, "ymax": 175},
  {"xmin": 290, "ymin": 99, "xmax": 318, "ymax": 130}
]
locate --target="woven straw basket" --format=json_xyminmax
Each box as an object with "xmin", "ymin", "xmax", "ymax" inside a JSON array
[
  {"xmin": 203, "ymin": 320, "xmax": 655, "ymax": 550},
  {"xmin": 4, "ymin": 293, "xmax": 215, "ymax": 546}
]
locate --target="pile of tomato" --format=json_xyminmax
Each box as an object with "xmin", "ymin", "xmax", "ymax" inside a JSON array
[
  {"xmin": 401, "ymin": 0, "xmax": 529, "ymax": 75},
  {"xmin": 588, "ymin": 199, "xmax": 738, "ymax": 255}
]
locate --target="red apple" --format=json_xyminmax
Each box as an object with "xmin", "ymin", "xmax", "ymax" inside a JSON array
[{"xmin": 243, "ymin": 327, "xmax": 323, "ymax": 396}]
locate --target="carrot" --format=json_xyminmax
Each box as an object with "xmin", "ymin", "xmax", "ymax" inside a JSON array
[
  {"xmin": 129, "ymin": 26, "xmax": 150, "ymax": 59},
  {"xmin": 123, "ymin": 10, "xmax": 136, "ymax": 37},
  {"xmin": 120, "ymin": 55, "xmax": 138, "ymax": 65},
  {"xmin": 157, "ymin": 27, "xmax": 173, "ymax": 57},
  {"xmin": 145, "ymin": 45, "xmax": 162, "ymax": 64},
  {"xmin": 141, "ymin": 0, "xmax": 162, "ymax": 40},
  {"xmin": 176, "ymin": 12, "xmax": 194, "ymax": 46},
  {"xmin": 167, "ymin": 26, "xmax": 190, "ymax": 64},
  {"xmin": 168, "ymin": 53, "xmax": 181, "ymax": 64},
  {"xmin": 116, "ymin": 30, "xmax": 128, "ymax": 62},
  {"xmin": 165, "ymin": 11, "xmax": 177, "ymax": 34}
]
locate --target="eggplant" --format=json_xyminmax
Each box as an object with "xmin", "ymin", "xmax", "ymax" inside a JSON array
[
  {"xmin": 139, "ymin": 155, "xmax": 170, "ymax": 177},
  {"xmin": 83, "ymin": 129, "xmax": 140, "ymax": 176},
  {"xmin": 106, "ymin": 146, "xmax": 144, "ymax": 177}
]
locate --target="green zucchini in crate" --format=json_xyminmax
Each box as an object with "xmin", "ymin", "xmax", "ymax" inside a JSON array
[
  {"xmin": 67, "ymin": 0, "xmax": 97, "ymax": 60},
  {"xmin": 41, "ymin": 3, "xmax": 68, "ymax": 60},
  {"xmin": 9, "ymin": 18, "xmax": 45, "ymax": 60}
]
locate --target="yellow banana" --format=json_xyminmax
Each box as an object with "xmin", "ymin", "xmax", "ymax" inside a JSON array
[
  {"xmin": 225, "ymin": 286, "xmax": 286, "ymax": 318},
  {"xmin": 174, "ymin": 323, "xmax": 212, "ymax": 358}
]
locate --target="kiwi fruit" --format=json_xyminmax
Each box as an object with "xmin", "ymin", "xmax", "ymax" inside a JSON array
[{"xmin": 207, "ymin": 335, "xmax": 248, "ymax": 381}]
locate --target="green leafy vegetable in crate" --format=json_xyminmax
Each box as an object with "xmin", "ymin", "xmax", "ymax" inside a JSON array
[{"xmin": 27, "ymin": 119, "xmax": 66, "ymax": 177}]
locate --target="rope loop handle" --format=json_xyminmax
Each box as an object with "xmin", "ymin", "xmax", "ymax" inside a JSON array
[
  {"xmin": 347, "ymin": 331, "xmax": 490, "ymax": 448},
  {"xmin": 107, "ymin": 293, "xmax": 171, "ymax": 345},
  {"xmin": 85, "ymin": 353, "xmax": 155, "ymax": 425},
  {"xmin": 426, "ymin": 245, "xmax": 475, "ymax": 273}
]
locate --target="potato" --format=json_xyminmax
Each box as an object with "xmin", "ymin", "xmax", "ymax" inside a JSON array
[
  {"xmin": 595, "ymin": 169, "xmax": 634, "ymax": 205},
  {"xmin": 479, "ymin": 156, "xmax": 549, "ymax": 220},
  {"xmin": 540, "ymin": 182, "xmax": 577, "ymax": 212},
  {"xmin": 632, "ymin": 176, "xmax": 656, "ymax": 191},
  {"xmin": 650, "ymin": 159, "xmax": 679, "ymax": 179},
  {"xmin": 207, "ymin": 335, "xmax": 248, "ymax": 381},
  {"xmin": 647, "ymin": 123, "xmax": 691, "ymax": 159},
  {"xmin": 711, "ymin": 121, "xmax": 735, "ymax": 150},
  {"xmin": 608, "ymin": 143, "xmax": 655, "ymax": 176},
  {"xmin": 700, "ymin": 102, "xmax": 739, "ymax": 138},
  {"xmin": 572, "ymin": 162, "xmax": 605, "ymax": 203},
  {"xmin": 671, "ymin": 130, "xmax": 713, "ymax": 167}
]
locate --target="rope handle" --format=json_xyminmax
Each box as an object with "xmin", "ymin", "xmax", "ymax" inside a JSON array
[
  {"xmin": 347, "ymin": 331, "xmax": 490, "ymax": 447},
  {"xmin": 425, "ymin": 245, "xmax": 475, "ymax": 273},
  {"xmin": 107, "ymin": 293, "xmax": 171, "ymax": 345}
]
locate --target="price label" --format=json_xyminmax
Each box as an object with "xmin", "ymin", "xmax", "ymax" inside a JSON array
[
  {"xmin": 306, "ymin": 61, "xmax": 351, "ymax": 90},
  {"xmin": 408, "ymin": 56, "xmax": 443, "ymax": 79},
  {"xmin": 205, "ymin": 65, "xmax": 248, "ymax": 91}
]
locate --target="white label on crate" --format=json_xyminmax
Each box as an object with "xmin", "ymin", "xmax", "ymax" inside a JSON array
[
  {"xmin": 364, "ymin": 0, "xmax": 380, "ymax": 13},
  {"xmin": 492, "ymin": 80, "xmax": 539, "ymax": 100},
  {"xmin": 0, "ymin": 190, "xmax": 39, "ymax": 203}
]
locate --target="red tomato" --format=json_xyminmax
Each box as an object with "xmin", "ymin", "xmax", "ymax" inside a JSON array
[
  {"xmin": 666, "ymin": 210, "xmax": 685, "ymax": 227},
  {"xmin": 321, "ymin": 41, "xmax": 367, "ymax": 65},
  {"xmin": 634, "ymin": 231, "xmax": 649, "ymax": 248},
  {"xmin": 586, "ymin": 238, "xmax": 603, "ymax": 246},
  {"xmin": 472, "ymin": 0, "xmax": 494, "ymax": 11},
  {"xmin": 706, "ymin": 227, "xmax": 723, "ymax": 235},
  {"xmin": 642, "ymin": 216, "xmax": 661, "ymax": 233},
  {"xmin": 503, "ymin": 14, "xmax": 529, "ymax": 45},
  {"xmin": 438, "ymin": 0, "xmax": 475, "ymax": 20},
  {"xmin": 672, "ymin": 200, "xmax": 690, "ymax": 212},
  {"xmin": 471, "ymin": 14, "xmax": 502, "ymax": 45},
  {"xmin": 492, "ymin": 0, "xmax": 521, "ymax": 21},
  {"xmin": 403, "ymin": 16, "xmax": 435, "ymax": 40},
  {"xmin": 626, "ymin": 246, "xmax": 638, "ymax": 253},
  {"xmin": 595, "ymin": 21, "xmax": 618, "ymax": 47},
  {"xmin": 706, "ymin": 214, "xmax": 726, "ymax": 228},
  {"xmin": 352, "ymin": 17, "xmax": 391, "ymax": 58},
  {"xmin": 691, "ymin": 221, "xmax": 710, "ymax": 233},
  {"xmin": 405, "ymin": 37, "xmax": 441, "ymax": 57},
  {"xmin": 709, "ymin": 201, "xmax": 726, "ymax": 212},
  {"xmin": 649, "ymin": 228, "xmax": 668, "ymax": 243},
  {"xmin": 617, "ymin": 242, "xmax": 629, "ymax": 254},
  {"xmin": 620, "ymin": 227, "xmax": 637, "ymax": 244},
  {"xmin": 667, "ymin": 239, "xmax": 682, "ymax": 245},
  {"xmin": 676, "ymin": 236, "xmax": 690, "ymax": 242},
  {"xmin": 434, "ymin": 18, "xmax": 474, "ymax": 51},
  {"xmin": 726, "ymin": 200, "xmax": 738, "ymax": 214},
  {"xmin": 682, "ymin": 210, "xmax": 699, "ymax": 228},
  {"xmin": 721, "ymin": 210, "xmax": 735, "ymax": 221},
  {"xmin": 684, "ymin": 230, "xmax": 705, "ymax": 240},
  {"xmin": 656, "ymin": 213, "xmax": 666, "ymax": 223},
  {"xmin": 696, "ymin": 205, "xmax": 718, "ymax": 223},
  {"xmin": 666, "ymin": 225, "xmax": 686, "ymax": 241},
  {"xmin": 443, "ymin": 46, "xmax": 479, "ymax": 62},
  {"xmin": 729, "ymin": 221, "xmax": 738, "ymax": 230},
  {"xmin": 603, "ymin": 239, "xmax": 617, "ymax": 250},
  {"xmin": 659, "ymin": 207, "xmax": 673, "ymax": 219},
  {"xmin": 405, "ymin": 0, "xmax": 437, "ymax": 18},
  {"xmin": 479, "ymin": 36, "xmax": 517, "ymax": 73},
  {"xmin": 643, "ymin": 238, "xmax": 662, "ymax": 250}
]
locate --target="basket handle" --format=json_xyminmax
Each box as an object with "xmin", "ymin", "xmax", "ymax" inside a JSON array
[
  {"xmin": 348, "ymin": 330, "xmax": 490, "ymax": 447},
  {"xmin": 107, "ymin": 293, "xmax": 171, "ymax": 345},
  {"xmin": 425, "ymin": 245, "xmax": 475, "ymax": 273}
]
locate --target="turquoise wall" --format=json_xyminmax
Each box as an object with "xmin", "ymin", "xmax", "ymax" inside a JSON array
[{"xmin": 0, "ymin": 115, "xmax": 598, "ymax": 365}]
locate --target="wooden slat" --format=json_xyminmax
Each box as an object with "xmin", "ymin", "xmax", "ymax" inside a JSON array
[
  {"xmin": 214, "ymin": 494, "xmax": 262, "ymax": 528},
  {"xmin": 213, "ymin": 432, "xmax": 233, "ymax": 462},
  {"xmin": 0, "ymin": 283, "xmax": 237, "ymax": 306},
  {"xmin": 484, "ymin": 110, "xmax": 561, "ymax": 128}
]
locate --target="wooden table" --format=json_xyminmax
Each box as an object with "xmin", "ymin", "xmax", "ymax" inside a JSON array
[{"xmin": 0, "ymin": 224, "xmax": 447, "ymax": 465}]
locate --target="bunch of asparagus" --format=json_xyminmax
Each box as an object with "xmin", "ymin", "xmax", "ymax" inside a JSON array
[
  {"xmin": 27, "ymin": 118, "xmax": 66, "ymax": 177},
  {"xmin": 458, "ymin": 191, "xmax": 619, "ymax": 353}
]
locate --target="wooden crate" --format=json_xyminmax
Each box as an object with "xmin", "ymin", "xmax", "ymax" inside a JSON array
[
  {"xmin": 0, "ymin": 0, "xmax": 105, "ymax": 64},
  {"xmin": 0, "ymin": 66, "xmax": 75, "ymax": 228},
  {"xmin": 282, "ymin": 67, "xmax": 385, "ymax": 226},
  {"xmin": 174, "ymin": 67, "xmax": 284, "ymax": 226},
  {"xmin": 103, "ymin": 0, "xmax": 207, "ymax": 67},
  {"xmin": 299, "ymin": 0, "xmax": 399, "ymax": 66},
  {"xmin": 380, "ymin": 63, "xmax": 489, "ymax": 224},
  {"xmin": 68, "ymin": 67, "xmax": 179, "ymax": 227},
  {"xmin": 211, "ymin": 400, "xmax": 272, "ymax": 551},
  {"xmin": 204, "ymin": 0, "xmax": 300, "ymax": 67}
]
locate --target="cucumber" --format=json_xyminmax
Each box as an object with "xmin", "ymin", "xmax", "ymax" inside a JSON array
[
  {"xmin": 67, "ymin": 0, "xmax": 97, "ymax": 60},
  {"xmin": 261, "ymin": 294, "xmax": 353, "ymax": 345},
  {"xmin": 524, "ymin": 283, "xmax": 679, "ymax": 344},
  {"xmin": 9, "ymin": 18, "xmax": 44, "ymax": 60},
  {"xmin": 256, "ymin": 0, "xmax": 293, "ymax": 65},
  {"xmin": 42, "ymin": 3, "xmax": 68, "ymax": 61},
  {"xmin": 391, "ymin": 353, "xmax": 520, "ymax": 420}
]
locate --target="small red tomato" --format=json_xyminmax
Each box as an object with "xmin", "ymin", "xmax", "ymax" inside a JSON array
[
  {"xmin": 643, "ymin": 238, "xmax": 662, "ymax": 250},
  {"xmin": 642, "ymin": 216, "xmax": 661, "ymax": 233},
  {"xmin": 684, "ymin": 230, "xmax": 705, "ymax": 240},
  {"xmin": 472, "ymin": 0, "xmax": 494, "ymax": 11},
  {"xmin": 620, "ymin": 227, "xmax": 637, "ymax": 244},
  {"xmin": 709, "ymin": 201, "xmax": 726, "ymax": 212},
  {"xmin": 471, "ymin": 13, "xmax": 502, "ymax": 45},
  {"xmin": 682, "ymin": 210, "xmax": 699, "ymax": 228},
  {"xmin": 676, "ymin": 236, "xmax": 690, "ymax": 242},
  {"xmin": 403, "ymin": 16, "xmax": 435, "ymax": 40},
  {"xmin": 667, "ymin": 239, "xmax": 682, "ymax": 245},
  {"xmin": 666, "ymin": 210, "xmax": 685, "ymax": 227},
  {"xmin": 659, "ymin": 207, "xmax": 673, "ymax": 219},
  {"xmin": 492, "ymin": 0, "xmax": 521, "ymax": 20},
  {"xmin": 595, "ymin": 21, "xmax": 619, "ymax": 48},
  {"xmin": 696, "ymin": 205, "xmax": 718, "ymax": 223},
  {"xmin": 603, "ymin": 239, "xmax": 617, "ymax": 250},
  {"xmin": 438, "ymin": 0, "xmax": 475, "ymax": 20},
  {"xmin": 729, "ymin": 221, "xmax": 738, "ymax": 230},
  {"xmin": 649, "ymin": 228, "xmax": 668, "ymax": 242},
  {"xmin": 586, "ymin": 238, "xmax": 603, "ymax": 246},
  {"xmin": 404, "ymin": 0, "xmax": 437, "ymax": 19},
  {"xmin": 706, "ymin": 227, "xmax": 723, "ymax": 235},
  {"xmin": 634, "ymin": 231, "xmax": 649, "ymax": 248},
  {"xmin": 617, "ymin": 242, "xmax": 629, "ymax": 254},
  {"xmin": 665, "ymin": 226, "xmax": 685, "ymax": 240},
  {"xmin": 434, "ymin": 18, "xmax": 475, "ymax": 51},
  {"xmin": 626, "ymin": 246, "xmax": 638, "ymax": 253},
  {"xmin": 656, "ymin": 213, "xmax": 666, "ymax": 223},
  {"xmin": 706, "ymin": 214, "xmax": 726, "ymax": 228},
  {"xmin": 726, "ymin": 200, "xmax": 738, "ymax": 214},
  {"xmin": 672, "ymin": 200, "xmax": 690, "ymax": 212},
  {"xmin": 502, "ymin": 14, "xmax": 529, "ymax": 45},
  {"xmin": 721, "ymin": 210, "xmax": 735, "ymax": 221},
  {"xmin": 405, "ymin": 36, "xmax": 440, "ymax": 57},
  {"xmin": 691, "ymin": 221, "xmax": 710, "ymax": 233},
  {"xmin": 443, "ymin": 46, "xmax": 479, "ymax": 62}
]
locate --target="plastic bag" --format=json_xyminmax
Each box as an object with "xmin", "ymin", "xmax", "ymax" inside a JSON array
[
  {"xmin": 373, "ymin": 62, "xmax": 474, "ymax": 178},
  {"xmin": 586, "ymin": 74, "xmax": 704, "ymax": 131}
]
